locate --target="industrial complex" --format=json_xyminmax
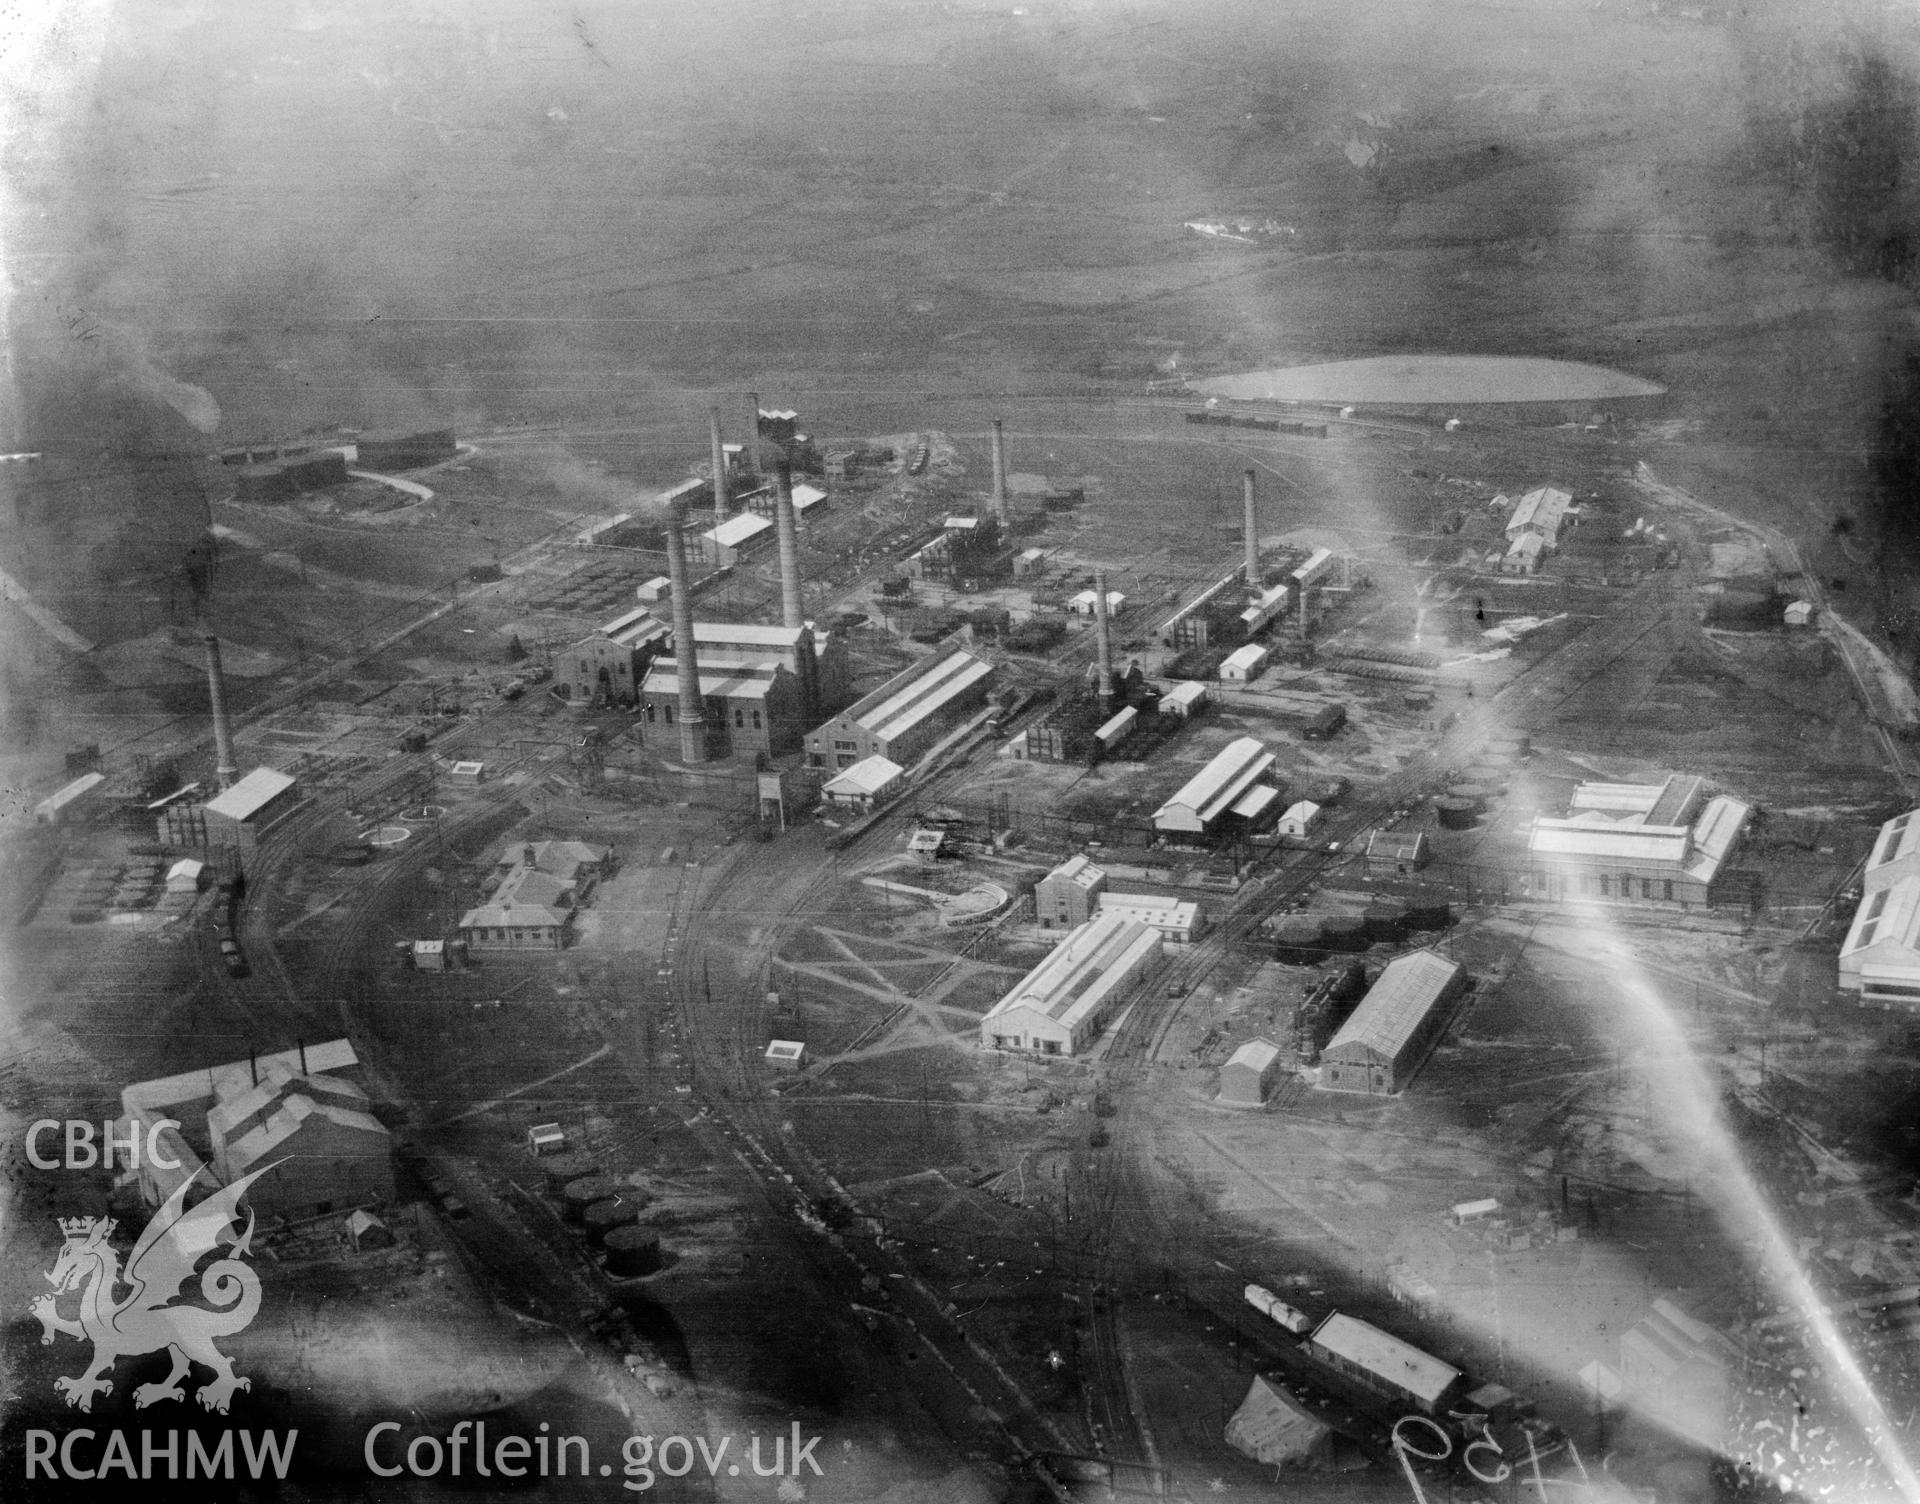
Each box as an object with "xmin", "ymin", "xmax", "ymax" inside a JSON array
[{"xmin": 9, "ymin": 8, "xmax": 1920, "ymax": 1503}]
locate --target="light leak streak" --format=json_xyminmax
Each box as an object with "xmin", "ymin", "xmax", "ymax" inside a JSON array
[{"xmin": 1563, "ymin": 912, "xmax": 1920, "ymax": 1503}]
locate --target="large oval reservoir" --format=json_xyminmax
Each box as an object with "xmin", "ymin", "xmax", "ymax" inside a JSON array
[{"xmin": 1193, "ymin": 355, "xmax": 1665, "ymax": 405}]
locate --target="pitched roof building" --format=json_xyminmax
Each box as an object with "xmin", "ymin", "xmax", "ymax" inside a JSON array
[
  {"xmin": 1320, "ymin": 950, "xmax": 1466, "ymax": 1095},
  {"xmin": 1152, "ymin": 737, "xmax": 1275, "ymax": 836},
  {"xmin": 980, "ymin": 911, "xmax": 1164, "ymax": 1056},
  {"xmin": 1527, "ymin": 774, "xmax": 1750, "ymax": 907}
]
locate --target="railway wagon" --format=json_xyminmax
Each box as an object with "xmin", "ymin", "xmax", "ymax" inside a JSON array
[{"xmin": 1244, "ymin": 1283, "xmax": 1314, "ymax": 1335}]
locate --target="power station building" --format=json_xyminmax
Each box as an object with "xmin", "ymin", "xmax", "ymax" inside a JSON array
[
  {"xmin": 804, "ymin": 643, "xmax": 995, "ymax": 771},
  {"xmin": 1525, "ymin": 774, "xmax": 1752, "ymax": 907},
  {"xmin": 1036, "ymin": 853, "xmax": 1105, "ymax": 929},
  {"xmin": 1319, "ymin": 950, "xmax": 1467, "ymax": 1095},
  {"xmin": 556, "ymin": 607, "xmax": 670, "ymax": 704},
  {"xmin": 979, "ymin": 910, "xmax": 1165, "ymax": 1056},
  {"xmin": 201, "ymin": 767, "xmax": 301, "ymax": 854}
]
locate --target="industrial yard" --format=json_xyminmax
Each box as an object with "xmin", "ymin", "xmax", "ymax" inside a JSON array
[{"xmin": 8, "ymin": 3, "xmax": 1920, "ymax": 1503}]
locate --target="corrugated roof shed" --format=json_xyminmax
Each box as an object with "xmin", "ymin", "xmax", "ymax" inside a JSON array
[
  {"xmin": 1529, "ymin": 815, "xmax": 1691, "ymax": 864},
  {"xmin": 824, "ymin": 755, "xmax": 904, "ymax": 798},
  {"xmin": 1225, "ymin": 1038, "xmax": 1281, "ymax": 1075},
  {"xmin": 1153, "ymin": 737, "xmax": 1275, "ymax": 830},
  {"xmin": 706, "ymin": 512, "xmax": 773, "ymax": 548},
  {"xmin": 983, "ymin": 912, "xmax": 1161, "ymax": 1031},
  {"xmin": 1324, "ymin": 951, "xmax": 1462, "ymax": 1066}
]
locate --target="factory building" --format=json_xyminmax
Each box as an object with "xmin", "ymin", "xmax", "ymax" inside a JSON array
[
  {"xmin": 556, "ymin": 608, "xmax": 669, "ymax": 703},
  {"xmin": 495, "ymin": 839, "xmax": 611, "ymax": 891},
  {"xmin": 979, "ymin": 910, "xmax": 1165, "ymax": 1056},
  {"xmin": 1152, "ymin": 737, "xmax": 1278, "ymax": 838},
  {"xmin": 1506, "ymin": 486, "xmax": 1573, "ymax": 548},
  {"xmin": 1220, "ymin": 643, "xmax": 1269, "ymax": 683},
  {"xmin": 354, "ymin": 427, "xmax": 456, "ymax": 470},
  {"xmin": 1218, "ymin": 1038, "xmax": 1282, "ymax": 1106},
  {"xmin": 201, "ymin": 767, "xmax": 300, "ymax": 854},
  {"xmin": 1068, "ymin": 588, "xmax": 1126, "ymax": 618},
  {"xmin": 1865, "ymin": 808, "xmax": 1920, "ymax": 893},
  {"xmin": 120, "ymin": 1040, "xmax": 363, "ymax": 1212},
  {"xmin": 680, "ymin": 622, "xmax": 851, "ymax": 712},
  {"xmin": 1839, "ymin": 878, "xmax": 1920, "ymax": 1006},
  {"xmin": 821, "ymin": 754, "xmax": 904, "ymax": 812},
  {"xmin": 804, "ymin": 643, "xmax": 995, "ymax": 771},
  {"xmin": 1320, "ymin": 950, "xmax": 1467, "ymax": 1095},
  {"xmin": 1526, "ymin": 774, "xmax": 1752, "ymax": 906},
  {"xmin": 34, "ymin": 771, "xmax": 105, "ymax": 825},
  {"xmin": 1304, "ymin": 1314, "xmax": 1463, "ymax": 1415},
  {"xmin": 740, "ymin": 479, "xmax": 827, "ymax": 526},
  {"xmin": 1097, "ymin": 891, "xmax": 1204, "ymax": 946},
  {"xmin": 1036, "ymin": 853, "xmax": 1105, "ymax": 929},
  {"xmin": 205, "ymin": 1059, "xmax": 393, "ymax": 1221},
  {"xmin": 1157, "ymin": 572, "xmax": 1243, "ymax": 650},
  {"xmin": 1840, "ymin": 809, "xmax": 1920, "ymax": 1007},
  {"xmin": 641, "ymin": 659, "xmax": 802, "ymax": 756},
  {"xmin": 700, "ymin": 511, "xmax": 774, "ymax": 567}
]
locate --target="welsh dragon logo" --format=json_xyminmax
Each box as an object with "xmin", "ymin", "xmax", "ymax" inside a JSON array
[{"xmin": 30, "ymin": 1163, "xmax": 277, "ymax": 1414}]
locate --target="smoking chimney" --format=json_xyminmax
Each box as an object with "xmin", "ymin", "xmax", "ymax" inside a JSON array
[
  {"xmin": 708, "ymin": 405, "xmax": 731, "ymax": 524},
  {"xmin": 744, "ymin": 392, "xmax": 763, "ymax": 478},
  {"xmin": 990, "ymin": 419, "xmax": 1009, "ymax": 528},
  {"xmin": 1243, "ymin": 468, "xmax": 1260, "ymax": 594},
  {"xmin": 204, "ymin": 633, "xmax": 238, "ymax": 790},
  {"xmin": 664, "ymin": 503, "xmax": 708, "ymax": 764},
  {"xmin": 1093, "ymin": 568, "xmax": 1114, "ymax": 711}
]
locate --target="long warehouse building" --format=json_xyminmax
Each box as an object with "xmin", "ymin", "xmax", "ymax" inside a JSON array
[
  {"xmin": 805, "ymin": 643, "xmax": 994, "ymax": 770},
  {"xmin": 980, "ymin": 910, "xmax": 1164, "ymax": 1056},
  {"xmin": 1152, "ymin": 736, "xmax": 1277, "ymax": 837}
]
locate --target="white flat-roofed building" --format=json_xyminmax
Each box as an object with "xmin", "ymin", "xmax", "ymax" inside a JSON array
[
  {"xmin": 980, "ymin": 911, "xmax": 1164, "ymax": 1056},
  {"xmin": 701, "ymin": 510, "xmax": 774, "ymax": 566},
  {"xmin": 805, "ymin": 643, "xmax": 995, "ymax": 771},
  {"xmin": 202, "ymin": 767, "xmax": 299, "ymax": 854},
  {"xmin": 1305, "ymin": 1313, "xmax": 1462, "ymax": 1414},
  {"xmin": 1320, "ymin": 950, "xmax": 1466, "ymax": 1095},
  {"xmin": 1506, "ymin": 486, "xmax": 1573, "ymax": 548},
  {"xmin": 1219, "ymin": 1038, "xmax": 1282, "ymax": 1105},
  {"xmin": 1096, "ymin": 891, "xmax": 1204, "ymax": 945},
  {"xmin": 1527, "ymin": 774, "xmax": 1749, "ymax": 907},
  {"xmin": 1037, "ymin": 853, "xmax": 1106, "ymax": 929},
  {"xmin": 1153, "ymin": 737, "xmax": 1276, "ymax": 836},
  {"xmin": 821, "ymin": 754, "xmax": 905, "ymax": 812},
  {"xmin": 33, "ymin": 771, "xmax": 106, "ymax": 825},
  {"xmin": 1278, "ymin": 800, "xmax": 1323, "ymax": 838},
  {"xmin": 1865, "ymin": 809, "xmax": 1920, "ymax": 894},
  {"xmin": 1220, "ymin": 643, "xmax": 1269, "ymax": 683},
  {"xmin": 1160, "ymin": 681, "xmax": 1209, "ymax": 719}
]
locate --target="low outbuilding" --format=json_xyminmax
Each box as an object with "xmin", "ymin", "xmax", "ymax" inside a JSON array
[{"xmin": 1219, "ymin": 1038, "xmax": 1282, "ymax": 1106}]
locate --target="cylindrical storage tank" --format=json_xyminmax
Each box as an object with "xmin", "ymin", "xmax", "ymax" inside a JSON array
[
  {"xmin": 1405, "ymin": 899, "xmax": 1453, "ymax": 931},
  {"xmin": 1271, "ymin": 917, "xmax": 1325, "ymax": 962},
  {"xmin": 541, "ymin": 1152, "xmax": 599, "ymax": 1193},
  {"xmin": 1447, "ymin": 783, "xmax": 1492, "ymax": 808},
  {"xmin": 603, "ymin": 1226, "xmax": 663, "ymax": 1278},
  {"xmin": 562, "ymin": 1175, "xmax": 621, "ymax": 1222},
  {"xmin": 1489, "ymin": 734, "xmax": 1530, "ymax": 759},
  {"xmin": 583, "ymin": 1197, "xmax": 641, "ymax": 1244},
  {"xmin": 1363, "ymin": 899, "xmax": 1409, "ymax": 942},
  {"xmin": 1463, "ymin": 765, "xmax": 1508, "ymax": 791},
  {"xmin": 1320, "ymin": 915, "xmax": 1368, "ymax": 952},
  {"xmin": 1435, "ymin": 797, "xmax": 1479, "ymax": 831}
]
